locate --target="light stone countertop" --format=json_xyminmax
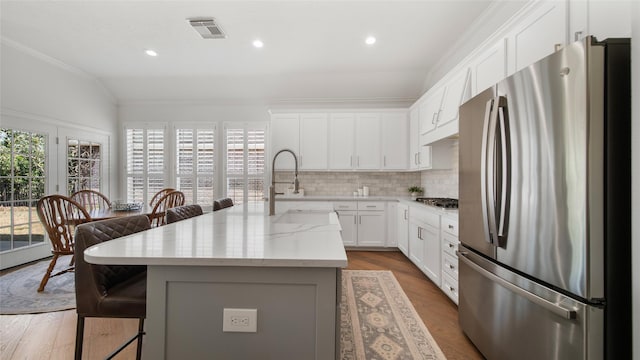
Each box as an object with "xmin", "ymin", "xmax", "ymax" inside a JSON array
[
  {"xmin": 278, "ymin": 194, "xmax": 459, "ymax": 215},
  {"xmin": 84, "ymin": 202, "xmax": 348, "ymax": 268}
]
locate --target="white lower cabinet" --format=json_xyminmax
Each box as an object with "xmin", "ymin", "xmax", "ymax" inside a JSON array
[
  {"xmin": 408, "ymin": 205, "xmax": 441, "ymax": 286},
  {"xmin": 440, "ymin": 214, "xmax": 460, "ymax": 304},
  {"xmin": 334, "ymin": 201, "xmax": 386, "ymax": 247},
  {"xmin": 396, "ymin": 203, "xmax": 409, "ymax": 256}
]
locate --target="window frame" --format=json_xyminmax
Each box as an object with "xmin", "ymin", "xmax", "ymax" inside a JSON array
[{"xmin": 123, "ymin": 123, "xmax": 169, "ymax": 205}]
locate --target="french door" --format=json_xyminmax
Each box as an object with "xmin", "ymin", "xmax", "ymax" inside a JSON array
[{"xmin": 0, "ymin": 114, "xmax": 109, "ymax": 270}]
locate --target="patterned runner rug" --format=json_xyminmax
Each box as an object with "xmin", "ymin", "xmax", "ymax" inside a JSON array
[{"xmin": 341, "ymin": 270, "xmax": 447, "ymax": 360}]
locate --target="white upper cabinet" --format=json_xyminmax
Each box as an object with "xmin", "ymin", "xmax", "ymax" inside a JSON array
[
  {"xmin": 420, "ymin": 67, "xmax": 470, "ymax": 146},
  {"xmin": 509, "ymin": 1, "xmax": 567, "ymax": 73},
  {"xmin": 380, "ymin": 112, "xmax": 408, "ymax": 170},
  {"xmin": 299, "ymin": 113, "xmax": 328, "ymax": 170},
  {"xmin": 569, "ymin": 0, "xmax": 631, "ymax": 42},
  {"xmin": 328, "ymin": 113, "xmax": 356, "ymax": 170},
  {"xmin": 409, "ymin": 107, "xmax": 421, "ymax": 170},
  {"xmin": 419, "ymin": 87, "xmax": 445, "ymax": 136},
  {"xmin": 354, "ymin": 113, "xmax": 381, "ymax": 170},
  {"xmin": 470, "ymin": 39, "xmax": 507, "ymax": 96},
  {"xmin": 437, "ymin": 68, "xmax": 471, "ymax": 129},
  {"xmin": 270, "ymin": 114, "xmax": 299, "ymax": 170}
]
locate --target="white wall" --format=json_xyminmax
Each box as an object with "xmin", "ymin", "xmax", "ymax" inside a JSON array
[
  {"xmin": 631, "ymin": 2, "xmax": 639, "ymax": 358},
  {"xmin": 0, "ymin": 41, "xmax": 119, "ymax": 196}
]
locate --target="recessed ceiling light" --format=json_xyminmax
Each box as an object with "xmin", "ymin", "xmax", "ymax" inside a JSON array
[
  {"xmin": 252, "ymin": 39, "xmax": 264, "ymax": 48},
  {"xmin": 365, "ymin": 36, "xmax": 376, "ymax": 45},
  {"xmin": 145, "ymin": 49, "xmax": 158, "ymax": 57}
]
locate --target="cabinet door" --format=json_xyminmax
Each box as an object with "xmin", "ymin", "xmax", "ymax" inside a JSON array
[
  {"xmin": 337, "ymin": 211, "xmax": 357, "ymax": 246},
  {"xmin": 422, "ymin": 223, "xmax": 441, "ymax": 286},
  {"xmin": 510, "ymin": 2, "xmax": 567, "ymax": 73},
  {"xmin": 271, "ymin": 114, "xmax": 299, "ymax": 170},
  {"xmin": 328, "ymin": 113, "xmax": 355, "ymax": 170},
  {"xmin": 358, "ymin": 211, "xmax": 386, "ymax": 246},
  {"xmin": 408, "ymin": 222, "xmax": 424, "ymax": 268},
  {"xmin": 418, "ymin": 87, "xmax": 445, "ymax": 135},
  {"xmin": 472, "ymin": 39, "xmax": 507, "ymax": 95},
  {"xmin": 381, "ymin": 112, "xmax": 408, "ymax": 170},
  {"xmin": 409, "ymin": 107, "xmax": 420, "ymax": 170},
  {"xmin": 438, "ymin": 68, "xmax": 470, "ymax": 129},
  {"xmin": 355, "ymin": 113, "xmax": 381, "ymax": 170},
  {"xmin": 299, "ymin": 113, "xmax": 328, "ymax": 170},
  {"xmin": 396, "ymin": 204, "xmax": 409, "ymax": 256}
]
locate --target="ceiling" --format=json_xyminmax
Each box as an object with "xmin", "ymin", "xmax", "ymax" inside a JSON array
[{"xmin": 0, "ymin": 1, "xmax": 521, "ymax": 104}]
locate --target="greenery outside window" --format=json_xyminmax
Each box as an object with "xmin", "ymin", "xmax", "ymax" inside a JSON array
[{"xmin": 0, "ymin": 128, "xmax": 46, "ymax": 252}]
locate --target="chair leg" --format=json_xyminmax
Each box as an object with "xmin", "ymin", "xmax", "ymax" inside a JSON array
[
  {"xmin": 38, "ymin": 254, "xmax": 59, "ymax": 292},
  {"xmin": 136, "ymin": 318, "xmax": 145, "ymax": 360},
  {"xmin": 75, "ymin": 316, "xmax": 85, "ymax": 360},
  {"xmin": 69, "ymin": 254, "xmax": 75, "ymax": 266}
]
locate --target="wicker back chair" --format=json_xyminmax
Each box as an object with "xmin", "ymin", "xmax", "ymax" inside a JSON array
[
  {"xmin": 36, "ymin": 195, "xmax": 92, "ymax": 292},
  {"xmin": 147, "ymin": 191, "xmax": 185, "ymax": 227},
  {"xmin": 149, "ymin": 188, "xmax": 175, "ymax": 208},
  {"xmin": 71, "ymin": 189, "xmax": 111, "ymax": 211}
]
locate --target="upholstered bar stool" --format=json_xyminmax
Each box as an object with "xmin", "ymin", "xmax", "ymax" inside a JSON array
[
  {"xmin": 213, "ymin": 197, "xmax": 234, "ymax": 211},
  {"xmin": 166, "ymin": 204, "xmax": 204, "ymax": 224},
  {"xmin": 73, "ymin": 215, "xmax": 151, "ymax": 360}
]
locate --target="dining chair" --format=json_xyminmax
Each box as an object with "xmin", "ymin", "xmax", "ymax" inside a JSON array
[
  {"xmin": 166, "ymin": 204, "xmax": 204, "ymax": 224},
  {"xmin": 73, "ymin": 215, "xmax": 150, "ymax": 360},
  {"xmin": 213, "ymin": 197, "xmax": 234, "ymax": 211},
  {"xmin": 36, "ymin": 195, "xmax": 92, "ymax": 292},
  {"xmin": 149, "ymin": 187, "xmax": 175, "ymax": 208},
  {"xmin": 147, "ymin": 190, "xmax": 185, "ymax": 227},
  {"xmin": 71, "ymin": 189, "xmax": 112, "ymax": 211}
]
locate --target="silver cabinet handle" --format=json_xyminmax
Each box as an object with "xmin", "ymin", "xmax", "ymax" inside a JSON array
[
  {"xmin": 458, "ymin": 252, "xmax": 577, "ymax": 320},
  {"xmin": 404, "ymin": 209, "xmax": 408, "ymax": 220},
  {"xmin": 431, "ymin": 112, "xmax": 438, "ymax": 125},
  {"xmin": 383, "ymin": 155, "xmax": 386, "ymax": 167}
]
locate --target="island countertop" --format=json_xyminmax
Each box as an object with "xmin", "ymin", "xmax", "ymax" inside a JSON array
[{"xmin": 84, "ymin": 202, "xmax": 348, "ymax": 268}]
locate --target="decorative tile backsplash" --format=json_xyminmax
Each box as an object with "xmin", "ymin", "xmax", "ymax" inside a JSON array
[
  {"xmin": 421, "ymin": 139, "xmax": 459, "ymax": 198},
  {"xmin": 274, "ymin": 140, "xmax": 459, "ymax": 198},
  {"xmin": 273, "ymin": 171, "xmax": 421, "ymax": 196}
]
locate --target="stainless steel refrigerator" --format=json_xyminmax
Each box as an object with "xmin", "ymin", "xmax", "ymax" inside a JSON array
[{"xmin": 458, "ymin": 36, "xmax": 630, "ymax": 359}]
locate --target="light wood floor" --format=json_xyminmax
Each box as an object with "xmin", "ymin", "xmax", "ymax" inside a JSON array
[{"xmin": 1, "ymin": 251, "xmax": 483, "ymax": 359}]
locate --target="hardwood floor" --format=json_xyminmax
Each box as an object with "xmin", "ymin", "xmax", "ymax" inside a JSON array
[
  {"xmin": 346, "ymin": 250, "xmax": 483, "ymax": 360},
  {"xmin": 1, "ymin": 251, "xmax": 483, "ymax": 359}
]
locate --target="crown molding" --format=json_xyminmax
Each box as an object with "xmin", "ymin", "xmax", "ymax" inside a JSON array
[{"xmin": 1, "ymin": 36, "xmax": 118, "ymax": 105}]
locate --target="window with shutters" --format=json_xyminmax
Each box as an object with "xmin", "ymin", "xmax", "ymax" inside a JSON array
[
  {"xmin": 176, "ymin": 125, "xmax": 215, "ymax": 207},
  {"xmin": 125, "ymin": 126, "xmax": 167, "ymax": 204},
  {"xmin": 225, "ymin": 124, "xmax": 266, "ymax": 204}
]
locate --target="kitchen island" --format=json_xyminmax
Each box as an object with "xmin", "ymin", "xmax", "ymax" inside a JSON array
[{"xmin": 84, "ymin": 202, "xmax": 347, "ymax": 359}]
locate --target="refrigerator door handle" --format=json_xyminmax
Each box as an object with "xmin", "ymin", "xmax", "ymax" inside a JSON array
[
  {"xmin": 458, "ymin": 252, "xmax": 578, "ymax": 320},
  {"xmin": 482, "ymin": 98, "xmax": 499, "ymax": 245},
  {"xmin": 496, "ymin": 96, "xmax": 511, "ymax": 243}
]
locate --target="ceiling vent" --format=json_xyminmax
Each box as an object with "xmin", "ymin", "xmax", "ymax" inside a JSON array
[{"xmin": 188, "ymin": 18, "xmax": 227, "ymax": 39}]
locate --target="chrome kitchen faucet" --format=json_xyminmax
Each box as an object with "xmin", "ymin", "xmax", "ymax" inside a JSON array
[{"xmin": 269, "ymin": 149, "xmax": 299, "ymax": 216}]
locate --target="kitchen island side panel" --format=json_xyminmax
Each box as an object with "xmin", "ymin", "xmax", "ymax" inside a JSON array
[{"xmin": 145, "ymin": 266, "xmax": 340, "ymax": 359}]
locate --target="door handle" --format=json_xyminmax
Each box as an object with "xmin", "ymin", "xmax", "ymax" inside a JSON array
[{"xmin": 458, "ymin": 252, "xmax": 577, "ymax": 320}]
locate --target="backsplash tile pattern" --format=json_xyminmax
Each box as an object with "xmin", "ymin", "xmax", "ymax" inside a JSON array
[
  {"xmin": 421, "ymin": 139, "xmax": 459, "ymax": 198},
  {"xmin": 274, "ymin": 171, "xmax": 421, "ymax": 196}
]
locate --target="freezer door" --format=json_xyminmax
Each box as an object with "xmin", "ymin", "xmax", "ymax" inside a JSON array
[
  {"xmin": 493, "ymin": 38, "xmax": 604, "ymax": 299},
  {"xmin": 458, "ymin": 249, "xmax": 603, "ymax": 360}
]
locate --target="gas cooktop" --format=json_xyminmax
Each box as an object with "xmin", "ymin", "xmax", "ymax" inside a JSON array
[{"xmin": 415, "ymin": 197, "xmax": 459, "ymax": 209}]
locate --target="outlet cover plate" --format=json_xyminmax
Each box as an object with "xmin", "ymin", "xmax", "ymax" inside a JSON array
[{"xmin": 223, "ymin": 308, "xmax": 257, "ymax": 332}]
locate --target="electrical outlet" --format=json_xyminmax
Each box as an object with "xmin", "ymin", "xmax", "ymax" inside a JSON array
[{"xmin": 223, "ymin": 308, "xmax": 257, "ymax": 332}]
